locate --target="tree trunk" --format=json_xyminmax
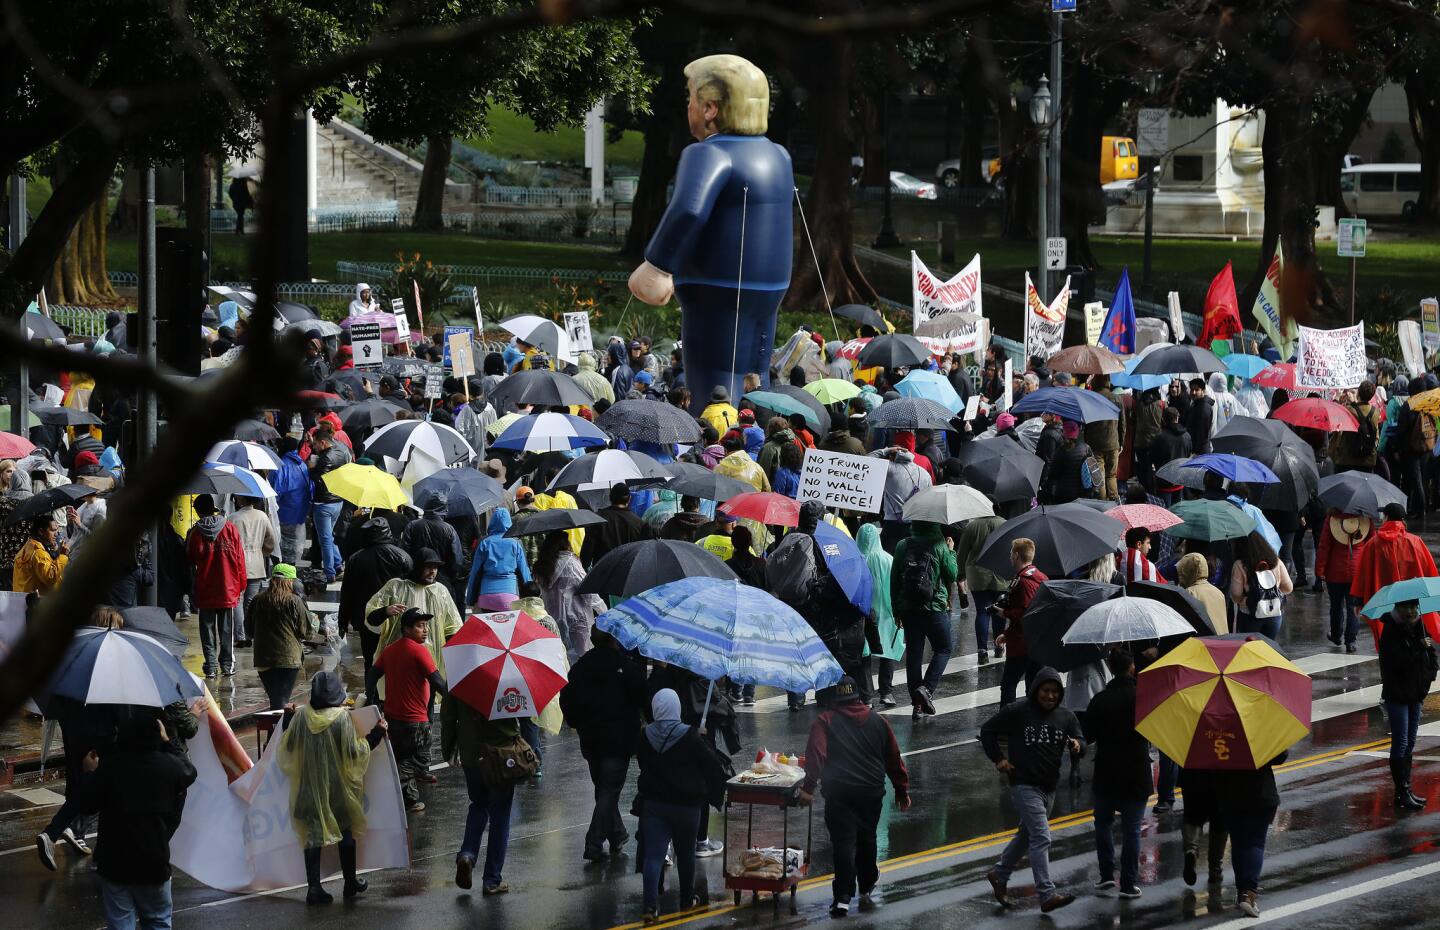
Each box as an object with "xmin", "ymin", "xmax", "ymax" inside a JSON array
[
  {"xmin": 958, "ymin": 63, "xmax": 988, "ymax": 188},
  {"xmin": 786, "ymin": 34, "xmax": 876, "ymax": 310},
  {"xmin": 1314, "ymin": 83, "xmax": 1377, "ymax": 217},
  {"xmin": 413, "ymin": 134, "xmax": 453, "ymax": 231},
  {"xmin": 1405, "ymin": 74, "xmax": 1440, "ymax": 223},
  {"xmin": 621, "ymin": 54, "xmax": 687, "ymax": 261}
]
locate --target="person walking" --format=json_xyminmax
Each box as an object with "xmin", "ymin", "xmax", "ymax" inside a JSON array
[
  {"xmin": 249, "ymin": 564, "xmax": 313, "ymax": 710},
  {"xmin": 1353, "ymin": 503, "xmax": 1440, "ymax": 645},
  {"xmin": 364, "ymin": 550, "xmax": 463, "ymax": 685},
  {"xmin": 580, "ymin": 483, "xmax": 655, "ymax": 568},
  {"xmin": 271, "ymin": 437, "xmax": 312, "ymax": 567},
  {"xmin": 634, "ymin": 689, "xmax": 729, "ymax": 924},
  {"xmin": 367, "ymin": 608, "xmax": 449, "ymax": 812},
  {"xmin": 12, "ymin": 516, "xmax": 69, "ymax": 595},
  {"xmin": 955, "ymin": 507, "xmax": 1008, "ymax": 663},
  {"xmin": 1084, "ymin": 375, "xmax": 1125, "ymax": 500},
  {"xmin": 306, "ymin": 424, "xmax": 352, "ymax": 584},
  {"xmin": 1083, "ymin": 650, "xmax": 1150, "ymax": 899},
  {"xmin": 1047, "ymin": 421, "xmax": 1097, "ymax": 504},
  {"xmin": 228, "ymin": 495, "xmax": 277, "ymax": 647},
  {"xmin": 798, "ymin": 676, "xmax": 911, "ymax": 917},
  {"xmin": 185, "ymin": 494, "xmax": 246, "ymax": 678},
  {"xmin": 1378, "ymin": 598, "xmax": 1437, "ymax": 811},
  {"xmin": 995, "ymin": 539, "xmax": 1048, "ymax": 705},
  {"xmin": 402, "ymin": 495, "xmax": 466, "ymax": 605},
  {"xmin": 890, "ymin": 520, "xmax": 958, "ymax": 718},
  {"xmin": 1215, "ymin": 747, "xmax": 1288, "ymax": 917},
  {"xmin": 535, "ymin": 530, "xmax": 608, "ymax": 661},
  {"xmin": 1178, "ymin": 552, "xmax": 1228, "ymax": 634},
  {"xmin": 278, "ymin": 671, "xmax": 387, "ymax": 905},
  {"xmin": 1316, "ymin": 510, "xmax": 1365, "ymax": 652},
  {"xmin": 875, "ymin": 446, "xmax": 931, "ymax": 552},
  {"xmin": 1229, "ymin": 531, "xmax": 1293, "ymax": 640},
  {"xmin": 559, "ymin": 627, "xmax": 648, "ymax": 862},
  {"xmin": 465, "ymin": 508, "xmax": 532, "ymax": 612},
  {"xmin": 339, "ymin": 518, "xmax": 413, "ymax": 670},
  {"xmin": 1186, "ymin": 378, "xmax": 1215, "ymax": 454},
  {"xmin": 856, "ymin": 523, "xmax": 904, "ymax": 707},
  {"xmin": 78, "ymin": 710, "xmax": 197, "ymax": 930},
  {"xmin": 1328, "ymin": 382, "xmax": 1382, "ymax": 474},
  {"xmin": 980, "ymin": 667, "xmax": 1082, "ymax": 913}
]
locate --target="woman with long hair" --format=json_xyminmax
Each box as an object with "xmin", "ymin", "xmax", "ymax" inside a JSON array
[
  {"xmin": 1228, "ymin": 531, "xmax": 1293, "ymax": 640},
  {"xmin": 250, "ymin": 565, "xmax": 314, "ymax": 710},
  {"xmin": 535, "ymin": 531, "xmax": 606, "ymax": 661}
]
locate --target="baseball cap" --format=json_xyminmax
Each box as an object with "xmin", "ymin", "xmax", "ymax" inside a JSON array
[
  {"xmin": 628, "ymin": 339, "xmax": 643, "ymax": 351},
  {"xmin": 399, "ymin": 607, "xmax": 434, "ymax": 627},
  {"xmin": 738, "ymin": 409, "xmax": 756, "ymax": 424},
  {"xmin": 635, "ymin": 371, "xmax": 654, "ymax": 385},
  {"xmin": 271, "ymin": 563, "xmax": 297, "ymax": 579},
  {"xmin": 515, "ymin": 486, "xmax": 536, "ymax": 504}
]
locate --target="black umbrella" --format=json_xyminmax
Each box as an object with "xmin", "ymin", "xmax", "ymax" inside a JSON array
[
  {"xmin": 1316, "ymin": 471, "xmax": 1406, "ymax": 519},
  {"xmin": 597, "ymin": 400, "xmax": 701, "ymax": 445},
  {"xmin": 1210, "ymin": 417, "xmax": 1318, "ymax": 511},
  {"xmin": 1072, "ymin": 498, "xmax": 1119, "ymax": 512},
  {"xmin": 19, "ymin": 313, "xmax": 66, "ymax": 342},
  {"xmin": 858, "ymin": 334, "xmax": 930, "ymax": 369},
  {"xmin": 504, "ymin": 508, "xmax": 607, "ymax": 538},
  {"xmin": 1155, "ymin": 457, "xmax": 1207, "ymax": 491},
  {"xmin": 833, "ymin": 303, "xmax": 886, "ymax": 331},
  {"xmin": 119, "ymin": 607, "xmax": 189, "ymax": 658},
  {"xmin": 976, "ymin": 503, "xmax": 1126, "ymax": 578},
  {"xmin": 1130, "ymin": 344, "xmax": 1226, "ymax": 376},
  {"xmin": 32, "ymin": 405, "xmax": 102, "ymax": 427},
  {"xmin": 578, "ymin": 539, "xmax": 737, "ymax": 599},
  {"xmin": 1023, "ymin": 580, "xmax": 1124, "ymax": 671},
  {"xmin": 381, "ymin": 357, "xmax": 440, "ymax": 380},
  {"xmin": 413, "ymin": 468, "xmax": 506, "ymax": 518},
  {"xmin": 768, "ymin": 384, "xmax": 832, "ymax": 435},
  {"xmin": 951, "ymin": 438, "xmax": 1043, "ymax": 503},
  {"xmin": 1126, "ymin": 579, "xmax": 1215, "ymax": 636},
  {"xmin": 230, "ymin": 419, "xmax": 281, "ymax": 443},
  {"xmin": 489, "ymin": 369, "xmax": 593, "ymax": 411},
  {"xmin": 6, "ymin": 484, "xmax": 98, "ymax": 524},
  {"xmin": 866, "ymin": 397, "xmax": 954, "ymax": 430},
  {"xmin": 275, "ymin": 301, "xmax": 318, "ymax": 325},
  {"xmin": 338, "ymin": 398, "xmax": 401, "ymax": 435},
  {"xmin": 666, "ymin": 470, "xmax": 753, "ymax": 503}
]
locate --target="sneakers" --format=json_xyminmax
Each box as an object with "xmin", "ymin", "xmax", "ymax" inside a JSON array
[
  {"xmin": 456, "ymin": 856, "xmax": 474, "ymax": 889},
  {"xmin": 407, "ymin": 801, "xmax": 426, "ymax": 813},
  {"xmin": 1118, "ymin": 886, "xmax": 1142, "ymax": 899},
  {"xmin": 1040, "ymin": 892, "xmax": 1076, "ymax": 913},
  {"xmin": 1094, "ymin": 878, "xmax": 1117, "ymax": 891},
  {"xmin": 1153, "ymin": 800, "xmax": 1174, "ymax": 814},
  {"xmin": 482, "ymin": 881, "xmax": 509, "ymax": 895},
  {"xmin": 914, "ymin": 685, "xmax": 937, "ymax": 716},
  {"xmin": 1346, "ymin": 643, "xmax": 1358, "ymax": 654},
  {"xmin": 59, "ymin": 827, "xmax": 91, "ymax": 856},
  {"xmin": 978, "ymin": 649, "xmax": 990, "ymax": 664},
  {"xmin": 858, "ymin": 892, "xmax": 877, "ymax": 911},
  {"xmin": 829, "ymin": 900, "xmax": 850, "ymax": 917},
  {"xmin": 878, "ymin": 692, "xmax": 898, "ymax": 708},
  {"xmin": 1183, "ymin": 850, "xmax": 1197, "ymax": 886},
  {"xmin": 695, "ymin": 839, "xmax": 724, "ymax": 858},
  {"xmin": 35, "ymin": 833, "xmax": 56, "ymax": 871},
  {"xmin": 986, "ymin": 869, "xmax": 1010, "ymax": 907},
  {"xmin": 1238, "ymin": 890, "xmax": 1260, "ymax": 917}
]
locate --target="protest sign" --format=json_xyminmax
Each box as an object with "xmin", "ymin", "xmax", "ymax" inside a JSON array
[
  {"xmin": 1422, "ymin": 298, "xmax": 1440, "ymax": 356},
  {"xmin": 564, "ymin": 311, "xmax": 593, "ymax": 362},
  {"xmin": 963, "ymin": 394, "xmax": 981, "ymax": 422},
  {"xmin": 1001, "ymin": 358, "xmax": 1014, "ymax": 412},
  {"xmin": 798, "ymin": 449, "xmax": 887, "ymax": 514},
  {"xmin": 912, "ymin": 252, "xmax": 987, "ymax": 358},
  {"xmin": 425, "ymin": 373, "xmax": 444, "ymax": 399},
  {"xmin": 1296, "ymin": 323, "xmax": 1365, "ymax": 390},
  {"xmin": 351, "ymin": 322, "xmax": 383, "ymax": 369},
  {"xmin": 1399, "ymin": 320, "xmax": 1425, "ymax": 378},
  {"xmin": 448, "ymin": 331, "xmax": 476, "ymax": 377},
  {"xmin": 170, "ymin": 704, "xmax": 409, "ymax": 893},
  {"xmin": 1024, "ymin": 272, "xmax": 1070, "ymax": 362},
  {"xmin": 1251, "ymin": 247, "xmax": 1297, "ymax": 359},
  {"xmin": 1084, "ymin": 302, "xmax": 1106, "ymax": 347},
  {"xmin": 389, "ymin": 297, "xmax": 411, "ymax": 340},
  {"xmin": 442, "ymin": 324, "xmax": 472, "ymax": 372}
]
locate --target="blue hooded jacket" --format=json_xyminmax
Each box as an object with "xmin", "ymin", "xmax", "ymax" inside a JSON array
[
  {"xmin": 465, "ymin": 507, "xmax": 532, "ymax": 604},
  {"xmin": 271, "ymin": 451, "xmax": 313, "ymax": 525}
]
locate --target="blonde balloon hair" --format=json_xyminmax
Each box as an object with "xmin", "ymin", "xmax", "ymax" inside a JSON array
[{"xmin": 684, "ymin": 54, "xmax": 769, "ymax": 136}]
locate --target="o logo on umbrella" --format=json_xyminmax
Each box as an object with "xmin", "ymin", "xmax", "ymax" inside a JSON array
[{"xmin": 496, "ymin": 687, "xmax": 528, "ymax": 715}]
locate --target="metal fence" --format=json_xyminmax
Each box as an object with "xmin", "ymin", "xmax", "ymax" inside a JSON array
[
  {"xmin": 207, "ymin": 203, "xmax": 628, "ymax": 243},
  {"xmin": 335, "ymin": 261, "xmax": 630, "ymax": 291},
  {"xmin": 49, "ymin": 306, "xmax": 110, "ymax": 338},
  {"xmin": 479, "ymin": 185, "xmax": 614, "ymax": 207}
]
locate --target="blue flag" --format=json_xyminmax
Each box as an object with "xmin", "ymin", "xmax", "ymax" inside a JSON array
[{"xmin": 1100, "ymin": 267, "xmax": 1137, "ymax": 355}]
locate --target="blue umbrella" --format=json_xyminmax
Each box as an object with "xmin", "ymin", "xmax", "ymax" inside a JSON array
[
  {"xmin": 206, "ymin": 440, "xmax": 282, "ymax": 471},
  {"xmin": 743, "ymin": 390, "xmax": 823, "ymax": 431},
  {"xmin": 1112, "ymin": 357, "xmax": 1171, "ymax": 392},
  {"xmin": 1011, "ymin": 386, "xmax": 1120, "ymax": 423},
  {"xmin": 815, "ymin": 520, "xmax": 873, "ymax": 615},
  {"xmin": 489, "ymin": 412, "xmax": 609, "ymax": 453},
  {"xmin": 1225, "ymin": 353, "xmax": 1271, "ymax": 379},
  {"xmin": 1360, "ymin": 577, "xmax": 1440, "ymax": 619},
  {"xmin": 46, "ymin": 628, "xmax": 203, "ymax": 707},
  {"xmin": 1183, "ymin": 452, "xmax": 1279, "ymax": 485},
  {"xmin": 596, "ymin": 578, "xmax": 844, "ymax": 694},
  {"xmin": 894, "ymin": 370, "xmax": 962, "ymax": 414},
  {"xmin": 182, "ymin": 462, "xmax": 275, "ymax": 498}
]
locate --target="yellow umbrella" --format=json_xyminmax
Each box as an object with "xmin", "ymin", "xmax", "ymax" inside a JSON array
[
  {"xmin": 1135, "ymin": 636, "xmax": 1310, "ymax": 770},
  {"xmin": 804, "ymin": 378, "xmax": 862, "ymax": 405},
  {"xmin": 1409, "ymin": 388, "xmax": 1440, "ymax": 417},
  {"xmin": 321, "ymin": 463, "xmax": 409, "ymax": 510},
  {"xmin": 487, "ymin": 412, "xmax": 522, "ymax": 438}
]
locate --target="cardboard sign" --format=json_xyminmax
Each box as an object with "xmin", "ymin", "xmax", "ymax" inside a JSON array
[
  {"xmin": 798, "ymin": 449, "xmax": 887, "ymax": 514},
  {"xmin": 351, "ymin": 322, "xmax": 383, "ymax": 369},
  {"xmin": 425, "ymin": 374, "xmax": 444, "ymax": 399},
  {"xmin": 387, "ymin": 297, "xmax": 410, "ymax": 341},
  {"xmin": 1084, "ymin": 302, "xmax": 1106, "ymax": 347},
  {"xmin": 963, "ymin": 395, "xmax": 981, "ymax": 422},
  {"xmin": 1297, "ymin": 323, "xmax": 1365, "ymax": 390},
  {"xmin": 564, "ymin": 311, "xmax": 593, "ymax": 361},
  {"xmin": 1399, "ymin": 320, "xmax": 1425, "ymax": 378},
  {"xmin": 912, "ymin": 252, "xmax": 986, "ymax": 359},
  {"xmin": 1422, "ymin": 298, "xmax": 1440, "ymax": 356},
  {"xmin": 1167, "ymin": 291, "xmax": 1185, "ymax": 343},
  {"xmin": 448, "ymin": 331, "xmax": 476, "ymax": 377},
  {"xmin": 1024, "ymin": 271, "xmax": 1070, "ymax": 362},
  {"xmin": 441, "ymin": 324, "xmax": 471, "ymax": 371}
]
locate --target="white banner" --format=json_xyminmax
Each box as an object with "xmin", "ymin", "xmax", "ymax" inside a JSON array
[
  {"xmin": 912, "ymin": 252, "xmax": 986, "ymax": 358},
  {"xmin": 1296, "ymin": 323, "xmax": 1366, "ymax": 390},
  {"xmin": 563, "ymin": 311, "xmax": 593, "ymax": 362},
  {"xmin": 170, "ymin": 705, "xmax": 409, "ymax": 893},
  {"xmin": 798, "ymin": 449, "xmax": 887, "ymax": 514},
  {"xmin": 1399, "ymin": 320, "xmax": 1425, "ymax": 379},
  {"xmin": 1001, "ymin": 358, "xmax": 1014, "ymax": 412},
  {"xmin": 1024, "ymin": 272, "xmax": 1070, "ymax": 362}
]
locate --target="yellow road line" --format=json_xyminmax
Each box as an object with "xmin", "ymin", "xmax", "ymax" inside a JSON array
[{"xmin": 608, "ymin": 735, "xmax": 1393, "ymax": 930}]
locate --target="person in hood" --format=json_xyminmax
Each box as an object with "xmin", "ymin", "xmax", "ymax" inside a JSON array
[
  {"xmin": 1178, "ymin": 551, "xmax": 1228, "ymax": 633},
  {"xmin": 228, "ymin": 495, "xmax": 278, "ymax": 648},
  {"xmin": 366, "ymin": 549, "xmax": 462, "ymax": 686},
  {"xmin": 609, "ymin": 342, "xmax": 637, "ymax": 398},
  {"xmin": 799, "ymin": 676, "xmax": 910, "ymax": 917},
  {"xmin": 1354, "ymin": 502, "xmax": 1440, "ymax": 645},
  {"xmin": 348, "ymin": 283, "xmax": 380, "ymax": 318},
  {"xmin": 633, "ymin": 689, "xmax": 729, "ymax": 924},
  {"xmin": 185, "ymin": 495, "xmax": 246, "ymax": 678},
  {"xmin": 1208, "ymin": 372, "xmax": 1239, "ymax": 436},
  {"xmin": 535, "ymin": 530, "xmax": 607, "ymax": 660},
  {"xmin": 1083, "ymin": 650, "xmax": 1151, "ymax": 899},
  {"xmin": 819, "ymin": 417, "xmax": 866, "ymax": 456},
  {"xmin": 757, "ymin": 417, "xmax": 798, "ymax": 481},
  {"xmin": 1378, "ymin": 598, "xmax": 1436, "ymax": 812},
  {"xmin": 890, "ymin": 519, "xmax": 958, "ymax": 718},
  {"xmin": 465, "ymin": 508, "xmax": 532, "ymax": 611},
  {"xmin": 403, "ymin": 493, "xmax": 465, "ymax": 604},
  {"xmin": 856, "ymin": 523, "xmax": 903, "ymax": 707},
  {"xmin": 341, "ymin": 518, "xmax": 413, "ymax": 667},
  {"xmin": 270, "ymin": 437, "xmax": 313, "ymax": 566},
  {"xmin": 279, "ymin": 671, "xmax": 387, "ymax": 905},
  {"xmin": 1149, "ymin": 407, "xmax": 1192, "ymax": 505},
  {"xmin": 700, "ymin": 386, "xmax": 739, "ymax": 436},
  {"xmin": 772, "ymin": 441, "xmax": 803, "ymax": 498},
  {"xmin": 980, "ymin": 666, "xmax": 1083, "ymax": 913},
  {"xmin": 874, "ymin": 445, "xmax": 932, "ymax": 552},
  {"xmin": 699, "ymin": 426, "xmax": 726, "ymax": 469},
  {"xmin": 735, "ymin": 408, "xmax": 766, "ymax": 458},
  {"xmin": 574, "ymin": 351, "xmax": 616, "ymax": 406}
]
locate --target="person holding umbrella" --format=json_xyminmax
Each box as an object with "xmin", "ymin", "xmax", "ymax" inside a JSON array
[
  {"xmin": 12, "ymin": 515, "xmax": 68, "ymax": 595},
  {"xmin": 1316, "ymin": 511, "xmax": 1366, "ymax": 652},
  {"xmin": 1378, "ymin": 599, "xmax": 1437, "ymax": 811},
  {"xmin": 891, "ymin": 519, "xmax": 958, "ymax": 718},
  {"xmin": 1353, "ymin": 503, "xmax": 1440, "ymax": 646}
]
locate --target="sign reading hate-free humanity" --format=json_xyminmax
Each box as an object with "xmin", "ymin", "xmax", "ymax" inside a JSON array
[{"xmin": 798, "ymin": 449, "xmax": 887, "ymax": 514}]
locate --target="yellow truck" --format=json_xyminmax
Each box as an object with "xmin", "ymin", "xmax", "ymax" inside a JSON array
[{"xmin": 937, "ymin": 135, "xmax": 1138, "ymax": 187}]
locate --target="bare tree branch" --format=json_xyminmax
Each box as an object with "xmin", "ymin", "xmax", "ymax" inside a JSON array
[{"xmin": 0, "ymin": 328, "xmax": 195, "ymax": 412}]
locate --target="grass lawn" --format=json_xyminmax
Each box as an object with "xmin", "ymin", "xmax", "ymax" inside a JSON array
[{"xmin": 464, "ymin": 104, "xmax": 645, "ymax": 169}]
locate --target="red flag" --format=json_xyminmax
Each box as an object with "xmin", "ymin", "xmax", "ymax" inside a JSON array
[{"xmin": 1199, "ymin": 262, "xmax": 1242, "ymax": 347}]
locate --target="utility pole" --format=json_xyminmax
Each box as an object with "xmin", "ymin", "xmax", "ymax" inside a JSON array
[
  {"xmin": 1048, "ymin": 11, "xmax": 1062, "ymax": 264},
  {"xmin": 873, "ymin": 92, "xmax": 900, "ymax": 249},
  {"xmin": 138, "ymin": 168, "xmax": 159, "ymax": 606},
  {"xmin": 1031, "ymin": 77, "xmax": 1053, "ymax": 302},
  {"xmin": 8, "ymin": 175, "xmax": 28, "ymax": 436}
]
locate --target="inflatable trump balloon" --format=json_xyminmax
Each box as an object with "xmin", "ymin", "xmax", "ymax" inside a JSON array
[{"xmin": 628, "ymin": 54, "xmax": 793, "ymax": 412}]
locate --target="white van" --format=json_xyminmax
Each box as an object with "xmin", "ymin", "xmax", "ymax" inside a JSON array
[{"xmin": 1340, "ymin": 163, "xmax": 1422, "ymax": 217}]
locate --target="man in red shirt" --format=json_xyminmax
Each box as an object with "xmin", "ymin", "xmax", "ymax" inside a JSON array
[
  {"xmin": 368, "ymin": 608, "xmax": 448, "ymax": 812},
  {"xmin": 994, "ymin": 538, "xmax": 1049, "ymax": 705}
]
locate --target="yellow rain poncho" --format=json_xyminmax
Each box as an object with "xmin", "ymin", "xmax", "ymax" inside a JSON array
[
  {"xmin": 277, "ymin": 705, "xmax": 371, "ymax": 849},
  {"xmin": 364, "ymin": 578, "xmax": 462, "ymax": 687},
  {"xmin": 516, "ymin": 596, "xmax": 569, "ymax": 735}
]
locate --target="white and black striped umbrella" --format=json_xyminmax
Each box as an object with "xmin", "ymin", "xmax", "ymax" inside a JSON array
[
  {"xmin": 500, "ymin": 315, "xmax": 569, "ymax": 359},
  {"xmin": 490, "ymin": 413, "xmax": 609, "ymax": 454},
  {"xmin": 47, "ymin": 628, "xmax": 203, "ymax": 707},
  {"xmin": 364, "ymin": 419, "xmax": 476, "ymax": 467},
  {"xmin": 207, "ymin": 440, "xmax": 282, "ymax": 471},
  {"xmin": 546, "ymin": 448, "xmax": 670, "ymax": 492}
]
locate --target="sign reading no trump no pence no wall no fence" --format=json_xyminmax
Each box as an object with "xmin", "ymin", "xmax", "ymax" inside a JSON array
[{"xmin": 798, "ymin": 449, "xmax": 887, "ymax": 514}]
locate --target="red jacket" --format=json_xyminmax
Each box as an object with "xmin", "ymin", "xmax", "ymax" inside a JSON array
[
  {"xmin": 186, "ymin": 517, "xmax": 247, "ymax": 609},
  {"xmin": 1351, "ymin": 520, "xmax": 1439, "ymax": 612},
  {"xmin": 1316, "ymin": 519, "xmax": 1363, "ymax": 584},
  {"xmin": 1002, "ymin": 564, "xmax": 1049, "ymax": 658}
]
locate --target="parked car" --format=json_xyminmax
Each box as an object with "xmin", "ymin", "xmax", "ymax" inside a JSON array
[
  {"xmin": 937, "ymin": 147, "xmax": 1001, "ymax": 188},
  {"xmin": 890, "ymin": 171, "xmax": 938, "ymax": 200},
  {"xmin": 1340, "ymin": 163, "xmax": 1421, "ymax": 217}
]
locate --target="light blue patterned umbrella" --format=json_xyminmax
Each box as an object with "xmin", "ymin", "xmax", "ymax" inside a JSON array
[
  {"xmin": 596, "ymin": 577, "xmax": 844, "ymax": 694},
  {"xmin": 894, "ymin": 370, "xmax": 963, "ymax": 414}
]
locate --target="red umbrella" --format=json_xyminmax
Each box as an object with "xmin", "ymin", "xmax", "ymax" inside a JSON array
[
  {"xmin": 442, "ymin": 610, "xmax": 568, "ymax": 720},
  {"xmin": 1250, "ymin": 362, "xmax": 1296, "ymax": 390},
  {"xmin": 720, "ymin": 491, "xmax": 801, "ymax": 527},
  {"xmin": 1107, "ymin": 503, "xmax": 1183, "ymax": 533},
  {"xmin": 0, "ymin": 431, "xmax": 36, "ymax": 458},
  {"xmin": 1272, "ymin": 397, "xmax": 1358, "ymax": 433}
]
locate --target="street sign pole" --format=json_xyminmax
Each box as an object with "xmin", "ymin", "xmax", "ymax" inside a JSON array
[
  {"xmin": 1048, "ymin": 11, "xmax": 1063, "ymax": 274},
  {"xmin": 1350, "ymin": 257, "xmax": 1357, "ymax": 326}
]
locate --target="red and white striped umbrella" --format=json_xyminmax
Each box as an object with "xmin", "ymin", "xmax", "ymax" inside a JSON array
[{"xmin": 442, "ymin": 610, "xmax": 567, "ymax": 720}]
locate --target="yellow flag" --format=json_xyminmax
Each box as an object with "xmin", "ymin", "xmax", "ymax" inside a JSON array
[{"xmin": 1251, "ymin": 245, "xmax": 1297, "ymax": 359}]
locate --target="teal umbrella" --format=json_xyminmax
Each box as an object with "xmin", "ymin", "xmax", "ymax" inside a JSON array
[
  {"xmin": 1166, "ymin": 499, "xmax": 1257, "ymax": 541},
  {"xmin": 1360, "ymin": 577, "xmax": 1440, "ymax": 618},
  {"xmin": 743, "ymin": 390, "xmax": 822, "ymax": 431}
]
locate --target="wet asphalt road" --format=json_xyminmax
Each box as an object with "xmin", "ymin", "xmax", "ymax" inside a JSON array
[{"xmin": 6, "ymin": 530, "xmax": 1440, "ymax": 930}]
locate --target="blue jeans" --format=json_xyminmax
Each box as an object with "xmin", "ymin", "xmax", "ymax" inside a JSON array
[
  {"xmin": 280, "ymin": 523, "xmax": 306, "ymax": 567},
  {"xmin": 640, "ymin": 799, "xmax": 702, "ymax": 913},
  {"xmin": 1227, "ymin": 807, "xmax": 1275, "ymax": 894},
  {"xmin": 1387, "ymin": 701, "xmax": 1423, "ymax": 761},
  {"xmin": 312, "ymin": 501, "xmax": 343, "ymax": 579},
  {"xmin": 460, "ymin": 766, "xmax": 515, "ymax": 887},
  {"xmin": 1327, "ymin": 582, "xmax": 1360, "ymax": 645},
  {"xmin": 994, "ymin": 784, "xmax": 1057, "ymax": 899},
  {"xmin": 1093, "ymin": 793, "xmax": 1146, "ymax": 890},
  {"xmin": 972, "ymin": 590, "xmax": 998, "ymax": 652},
  {"xmin": 902, "ymin": 610, "xmax": 952, "ymax": 700},
  {"xmin": 100, "ymin": 877, "xmax": 172, "ymax": 930},
  {"xmin": 1235, "ymin": 612, "xmax": 1282, "ymax": 641},
  {"xmin": 1156, "ymin": 752, "xmax": 1178, "ymax": 804},
  {"xmin": 197, "ymin": 608, "xmax": 233, "ymax": 675}
]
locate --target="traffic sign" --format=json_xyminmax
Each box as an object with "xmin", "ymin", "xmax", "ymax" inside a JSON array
[
  {"xmin": 1337, "ymin": 217, "xmax": 1367, "ymax": 258},
  {"xmin": 351, "ymin": 322, "xmax": 383, "ymax": 369},
  {"xmin": 1137, "ymin": 108, "xmax": 1169, "ymax": 157},
  {"xmin": 1046, "ymin": 237, "xmax": 1068, "ymax": 271}
]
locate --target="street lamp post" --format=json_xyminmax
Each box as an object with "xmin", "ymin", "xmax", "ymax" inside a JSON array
[
  {"xmin": 873, "ymin": 92, "xmax": 900, "ymax": 249},
  {"xmin": 1031, "ymin": 75, "xmax": 1052, "ymax": 301}
]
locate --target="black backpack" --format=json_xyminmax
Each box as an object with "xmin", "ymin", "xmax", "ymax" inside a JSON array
[
  {"xmin": 899, "ymin": 543, "xmax": 937, "ymax": 607},
  {"xmin": 1345, "ymin": 404, "xmax": 1377, "ymax": 459}
]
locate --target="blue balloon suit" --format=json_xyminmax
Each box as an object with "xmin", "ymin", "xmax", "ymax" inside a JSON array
[{"xmin": 644, "ymin": 134, "xmax": 793, "ymax": 413}]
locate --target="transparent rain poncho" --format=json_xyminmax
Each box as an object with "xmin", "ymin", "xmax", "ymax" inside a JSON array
[{"xmin": 277, "ymin": 705, "xmax": 371, "ymax": 849}]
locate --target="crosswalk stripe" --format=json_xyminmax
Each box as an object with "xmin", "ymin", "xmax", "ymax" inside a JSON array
[{"xmin": 736, "ymin": 653, "xmax": 994, "ymax": 714}]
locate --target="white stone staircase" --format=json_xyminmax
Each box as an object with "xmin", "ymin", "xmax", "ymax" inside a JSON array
[{"xmin": 313, "ymin": 118, "xmax": 468, "ymax": 208}]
